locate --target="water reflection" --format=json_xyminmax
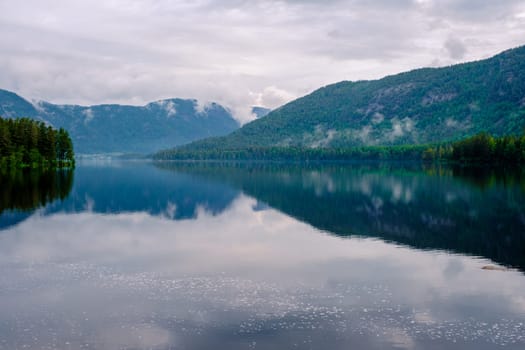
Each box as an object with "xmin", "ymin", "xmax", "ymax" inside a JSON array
[
  {"xmin": 0, "ymin": 195, "xmax": 524, "ymax": 349},
  {"xmin": 1, "ymin": 161, "xmax": 525, "ymax": 349},
  {"xmin": 448, "ymin": 164, "xmax": 525, "ymax": 190},
  {"xmin": 0, "ymin": 168, "xmax": 73, "ymax": 213},
  {"xmin": 158, "ymin": 162, "xmax": 525, "ymax": 271},
  {"xmin": 0, "ymin": 168, "xmax": 73, "ymax": 229},
  {"xmin": 0, "ymin": 161, "xmax": 238, "ymax": 231},
  {"xmin": 58, "ymin": 162, "xmax": 237, "ymax": 219}
]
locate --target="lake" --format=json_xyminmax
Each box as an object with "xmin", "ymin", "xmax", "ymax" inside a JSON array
[{"xmin": 1, "ymin": 160, "xmax": 525, "ymax": 349}]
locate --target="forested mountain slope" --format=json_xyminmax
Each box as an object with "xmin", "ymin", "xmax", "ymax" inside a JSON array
[
  {"xmin": 170, "ymin": 45, "xmax": 525, "ymax": 153},
  {"xmin": 0, "ymin": 90, "xmax": 239, "ymax": 154}
]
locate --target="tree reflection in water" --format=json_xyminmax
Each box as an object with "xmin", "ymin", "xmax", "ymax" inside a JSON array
[{"xmin": 0, "ymin": 168, "xmax": 74, "ymax": 214}]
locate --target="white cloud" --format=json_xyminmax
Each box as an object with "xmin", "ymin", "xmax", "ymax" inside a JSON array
[
  {"xmin": 391, "ymin": 119, "xmax": 404, "ymax": 138},
  {"xmin": 0, "ymin": 0, "xmax": 523, "ymax": 124},
  {"xmin": 82, "ymin": 108, "xmax": 95, "ymax": 123},
  {"xmin": 156, "ymin": 100, "xmax": 177, "ymax": 117},
  {"xmin": 252, "ymin": 86, "xmax": 297, "ymax": 110},
  {"xmin": 308, "ymin": 126, "xmax": 337, "ymax": 148},
  {"xmin": 445, "ymin": 118, "xmax": 459, "ymax": 128},
  {"xmin": 194, "ymin": 100, "xmax": 210, "ymax": 115},
  {"xmin": 388, "ymin": 117, "xmax": 415, "ymax": 141},
  {"xmin": 357, "ymin": 125, "xmax": 372, "ymax": 143},
  {"xmin": 371, "ymin": 112, "xmax": 384, "ymax": 124}
]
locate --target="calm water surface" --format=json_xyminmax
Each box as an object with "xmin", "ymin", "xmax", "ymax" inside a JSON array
[{"xmin": 1, "ymin": 161, "xmax": 525, "ymax": 350}]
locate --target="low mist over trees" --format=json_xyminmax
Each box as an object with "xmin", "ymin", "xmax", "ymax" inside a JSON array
[{"xmin": 153, "ymin": 132, "xmax": 525, "ymax": 165}]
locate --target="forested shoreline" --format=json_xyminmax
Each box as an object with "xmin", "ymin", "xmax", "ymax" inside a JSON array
[
  {"xmin": 153, "ymin": 133, "xmax": 525, "ymax": 164},
  {"xmin": 0, "ymin": 117, "xmax": 75, "ymax": 169},
  {"xmin": 448, "ymin": 133, "xmax": 525, "ymax": 164}
]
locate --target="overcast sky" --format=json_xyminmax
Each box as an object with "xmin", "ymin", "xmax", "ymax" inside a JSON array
[{"xmin": 1, "ymin": 0, "xmax": 524, "ymax": 123}]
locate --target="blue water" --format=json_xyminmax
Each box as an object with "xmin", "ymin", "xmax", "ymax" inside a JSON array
[{"xmin": 0, "ymin": 160, "xmax": 524, "ymax": 349}]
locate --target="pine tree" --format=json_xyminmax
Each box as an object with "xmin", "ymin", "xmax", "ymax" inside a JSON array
[
  {"xmin": 0, "ymin": 116, "xmax": 74, "ymax": 169},
  {"xmin": 0, "ymin": 121, "xmax": 11, "ymax": 157}
]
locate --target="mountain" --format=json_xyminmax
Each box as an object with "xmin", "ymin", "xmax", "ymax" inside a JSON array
[
  {"xmin": 168, "ymin": 45, "xmax": 525, "ymax": 154},
  {"xmin": 251, "ymin": 106, "xmax": 271, "ymax": 119},
  {"xmin": 0, "ymin": 90, "xmax": 240, "ymax": 154}
]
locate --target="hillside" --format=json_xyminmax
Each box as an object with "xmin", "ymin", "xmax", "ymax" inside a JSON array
[
  {"xmin": 0, "ymin": 90, "xmax": 240, "ymax": 154},
  {"xmin": 164, "ymin": 45, "xmax": 525, "ymax": 155}
]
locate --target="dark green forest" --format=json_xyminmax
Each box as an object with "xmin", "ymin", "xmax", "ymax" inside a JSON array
[
  {"xmin": 153, "ymin": 132, "xmax": 525, "ymax": 164},
  {"xmin": 0, "ymin": 117, "xmax": 75, "ymax": 169},
  {"xmin": 449, "ymin": 132, "xmax": 525, "ymax": 164},
  {"xmin": 154, "ymin": 144, "xmax": 435, "ymax": 161}
]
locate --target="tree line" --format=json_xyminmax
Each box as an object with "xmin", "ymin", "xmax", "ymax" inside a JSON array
[
  {"xmin": 153, "ymin": 132, "xmax": 525, "ymax": 165},
  {"xmin": 0, "ymin": 117, "xmax": 75, "ymax": 169},
  {"xmin": 448, "ymin": 133, "xmax": 525, "ymax": 164},
  {"xmin": 153, "ymin": 144, "xmax": 433, "ymax": 161}
]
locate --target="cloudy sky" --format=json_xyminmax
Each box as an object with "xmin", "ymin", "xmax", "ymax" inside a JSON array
[{"xmin": 1, "ymin": 0, "xmax": 524, "ymax": 123}]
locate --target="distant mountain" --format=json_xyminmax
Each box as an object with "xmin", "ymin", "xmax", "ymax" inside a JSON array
[
  {"xmin": 0, "ymin": 90, "xmax": 240, "ymax": 154},
  {"xmin": 251, "ymin": 106, "xmax": 271, "ymax": 119},
  {"xmin": 167, "ymin": 45, "xmax": 525, "ymax": 154}
]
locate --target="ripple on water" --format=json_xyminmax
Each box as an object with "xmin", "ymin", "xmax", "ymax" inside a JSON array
[{"xmin": 0, "ymin": 262, "xmax": 524, "ymax": 348}]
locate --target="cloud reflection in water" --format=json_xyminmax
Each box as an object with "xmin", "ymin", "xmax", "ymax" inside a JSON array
[{"xmin": 0, "ymin": 193, "xmax": 524, "ymax": 349}]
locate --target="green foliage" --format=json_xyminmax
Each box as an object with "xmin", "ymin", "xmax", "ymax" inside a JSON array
[
  {"xmin": 153, "ymin": 144, "xmax": 444, "ymax": 161},
  {"xmin": 450, "ymin": 132, "xmax": 525, "ymax": 164},
  {"xmin": 153, "ymin": 131, "xmax": 525, "ymax": 164},
  {"xmin": 165, "ymin": 45, "xmax": 525, "ymax": 153},
  {"xmin": 0, "ymin": 116, "xmax": 75, "ymax": 169}
]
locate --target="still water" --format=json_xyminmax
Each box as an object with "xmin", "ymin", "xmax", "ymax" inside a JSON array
[{"xmin": 1, "ymin": 161, "xmax": 524, "ymax": 349}]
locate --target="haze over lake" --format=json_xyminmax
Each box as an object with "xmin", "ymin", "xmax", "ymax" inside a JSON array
[{"xmin": 1, "ymin": 161, "xmax": 524, "ymax": 349}]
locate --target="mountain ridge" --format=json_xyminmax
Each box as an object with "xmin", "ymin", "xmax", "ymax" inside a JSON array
[
  {"xmin": 0, "ymin": 90, "xmax": 241, "ymax": 154},
  {"xmin": 163, "ymin": 45, "xmax": 525, "ymax": 155}
]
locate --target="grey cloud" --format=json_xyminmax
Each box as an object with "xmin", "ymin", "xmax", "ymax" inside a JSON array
[
  {"xmin": 444, "ymin": 37, "xmax": 467, "ymax": 60},
  {"xmin": 424, "ymin": 0, "xmax": 525, "ymax": 22},
  {"xmin": 0, "ymin": 0, "xmax": 523, "ymax": 123},
  {"xmin": 254, "ymin": 86, "xmax": 297, "ymax": 110}
]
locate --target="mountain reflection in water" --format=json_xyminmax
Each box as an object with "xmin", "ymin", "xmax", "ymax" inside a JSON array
[
  {"xmin": 0, "ymin": 160, "xmax": 524, "ymax": 349},
  {"xmin": 157, "ymin": 162, "xmax": 525, "ymax": 272}
]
